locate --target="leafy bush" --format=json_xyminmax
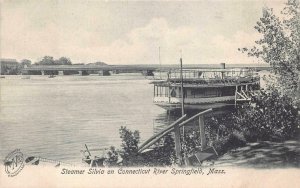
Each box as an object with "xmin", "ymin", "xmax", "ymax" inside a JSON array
[
  {"xmin": 234, "ymin": 89, "xmax": 299, "ymax": 142},
  {"xmin": 104, "ymin": 146, "xmax": 118, "ymax": 166},
  {"xmin": 118, "ymin": 126, "xmax": 176, "ymax": 166},
  {"xmin": 203, "ymin": 88, "xmax": 299, "ymax": 154},
  {"xmin": 139, "ymin": 135, "xmax": 178, "ymax": 166},
  {"xmin": 213, "ymin": 131, "xmax": 246, "ymax": 155},
  {"xmin": 182, "ymin": 130, "xmax": 201, "ymax": 155},
  {"xmin": 118, "ymin": 126, "xmax": 143, "ymax": 166}
]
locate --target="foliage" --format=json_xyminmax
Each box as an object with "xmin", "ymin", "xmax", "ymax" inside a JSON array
[
  {"xmin": 1, "ymin": 65, "xmax": 18, "ymax": 75},
  {"xmin": 202, "ymin": 89, "xmax": 299, "ymax": 154},
  {"xmin": 239, "ymin": 0, "xmax": 300, "ymax": 106},
  {"xmin": 88, "ymin": 61, "xmax": 107, "ymax": 66},
  {"xmin": 179, "ymin": 115, "xmax": 247, "ymax": 155},
  {"xmin": 36, "ymin": 56, "xmax": 55, "ymax": 65},
  {"xmin": 212, "ymin": 132, "xmax": 246, "ymax": 155},
  {"xmin": 118, "ymin": 126, "xmax": 143, "ymax": 166},
  {"xmin": 55, "ymin": 57, "xmax": 72, "ymax": 65},
  {"xmin": 139, "ymin": 135, "xmax": 178, "ymax": 166},
  {"xmin": 35, "ymin": 56, "xmax": 73, "ymax": 65},
  {"xmin": 104, "ymin": 146, "xmax": 119, "ymax": 167},
  {"xmin": 182, "ymin": 130, "xmax": 201, "ymax": 156},
  {"xmin": 234, "ymin": 89, "xmax": 299, "ymax": 142},
  {"xmin": 116, "ymin": 126, "xmax": 178, "ymax": 166},
  {"xmin": 20, "ymin": 59, "xmax": 32, "ymax": 67}
]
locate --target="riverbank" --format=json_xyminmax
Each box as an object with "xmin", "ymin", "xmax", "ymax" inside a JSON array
[{"xmin": 207, "ymin": 139, "xmax": 300, "ymax": 168}]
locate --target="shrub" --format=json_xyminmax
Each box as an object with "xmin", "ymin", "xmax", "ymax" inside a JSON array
[
  {"xmin": 140, "ymin": 135, "xmax": 177, "ymax": 166},
  {"xmin": 118, "ymin": 126, "xmax": 142, "ymax": 166},
  {"xmin": 118, "ymin": 126, "xmax": 176, "ymax": 166},
  {"xmin": 203, "ymin": 88, "xmax": 299, "ymax": 154},
  {"xmin": 104, "ymin": 146, "xmax": 118, "ymax": 166},
  {"xmin": 234, "ymin": 89, "xmax": 299, "ymax": 142},
  {"xmin": 213, "ymin": 133, "xmax": 246, "ymax": 155}
]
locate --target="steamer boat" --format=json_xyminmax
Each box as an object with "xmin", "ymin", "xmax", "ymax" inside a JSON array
[{"xmin": 152, "ymin": 66, "xmax": 260, "ymax": 110}]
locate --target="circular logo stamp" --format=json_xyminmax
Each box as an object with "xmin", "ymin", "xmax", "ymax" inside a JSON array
[{"xmin": 4, "ymin": 149, "xmax": 25, "ymax": 177}]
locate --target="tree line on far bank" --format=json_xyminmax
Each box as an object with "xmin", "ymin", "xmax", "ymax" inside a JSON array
[
  {"xmin": 1, "ymin": 56, "xmax": 107, "ymax": 75},
  {"xmin": 34, "ymin": 56, "xmax": 106, "ymax": 66}
]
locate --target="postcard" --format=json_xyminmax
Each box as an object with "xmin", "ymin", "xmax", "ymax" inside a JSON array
[{"xmin": 1, "ymin": 0, "xmax": 299, "ymax": 187}]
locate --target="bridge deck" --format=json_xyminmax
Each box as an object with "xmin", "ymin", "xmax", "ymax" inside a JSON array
[{"xmin": 23, "ymin": 64, "xmax": 271, "ymax": 71}]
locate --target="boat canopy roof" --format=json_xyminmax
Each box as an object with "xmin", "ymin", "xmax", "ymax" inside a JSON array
[{"xmin": 180, "ymin": 68, "xmax": 254, "ymax": 72}]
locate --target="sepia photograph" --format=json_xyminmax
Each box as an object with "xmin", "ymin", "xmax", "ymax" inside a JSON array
[{"xmin": 0, "ymin": 0, "xmax": 299, "ymax": 187}]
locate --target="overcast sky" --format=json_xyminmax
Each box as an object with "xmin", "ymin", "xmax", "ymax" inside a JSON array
[{"xmin": 0, "ymin": 0, "xmax": 286, "ymax": 64}]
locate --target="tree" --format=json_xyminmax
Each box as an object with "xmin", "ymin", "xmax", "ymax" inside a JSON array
[
  {"xmin": 239, "ymin": 0, "xmax": 300, "ymax": 106},
  {"xmin": 20, "ymin": 59, "xmax": 32, "ymax": 67},
  {"xmin": 94, "ymin": 61, "xmax": 107, "ymax": 66},
  {"xmin": 36, "ymin": 56, "xmax": 55, "ymax": 65},
  {"xmin": 118, "ymin": 126, "xmax": 142, "ymax": 166},
  {"xmin": 55, "ymin": 57, "xmax": 72, "ymax": 65}
]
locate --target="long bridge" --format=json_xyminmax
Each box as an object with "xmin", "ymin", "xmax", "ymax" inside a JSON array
[{"xmin": 22, "ymin": 64, "xmax": 270, "ymax": 76}]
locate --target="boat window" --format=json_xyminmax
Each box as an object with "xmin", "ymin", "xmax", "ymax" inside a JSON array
[
  {"xmin": 222, "ymin": 86, "xmax": 236, "ymax": 96},
  {"xmin": 197, "ymin": 71, "xmax": 202, "ymax": 78},
  {"xmin": 170, "ymin": 89, "xmax": 176, "ymax": 97},
  {"xmin": 190, "ymin": 89, "xmax": 205, "ymax": 97},
  {"xmin": 205, "ymin": 89, "xmax": 218, "ymax": 97}
]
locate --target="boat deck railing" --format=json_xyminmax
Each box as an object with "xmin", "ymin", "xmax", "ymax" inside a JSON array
[
  {"xmin": 167, "ymin": 69, "xmax": 258, "ymax": 80},
  {"xmin": 152, "ymin": 77, "xmax": 260, "ymax": 87}
]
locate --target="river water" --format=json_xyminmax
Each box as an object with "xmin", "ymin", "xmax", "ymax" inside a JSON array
[
  {"xmin": 0, "ymin": 75, "xmax": 174, "ymax": 164},
  {"xmin": 0, "ymin": 71, "xmax": 270, "ymax": 165}
]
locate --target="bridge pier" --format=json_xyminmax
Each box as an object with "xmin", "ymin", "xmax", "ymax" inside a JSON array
[
  {"xmin": 58, "ymin": 71, "xmax": 64, "ymax": 76},
  {"xmin": 78, "ymin": 71, "xmax": 82, "ymax": 76},
  {"xmin": 41, "ymin": 70, "xmax": 45, "ymax": 75},
  {"xmin": 98, "ymin": 70, "xmax": 111, "ymax": 76}
]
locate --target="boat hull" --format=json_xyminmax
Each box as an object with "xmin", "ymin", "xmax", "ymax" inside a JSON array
[
  {"xmin": 153, "ymin": 95, "xmax": 237, "ymax": 110},
  {"xmin": 155, "ymin": 101, "xmax": 235, "ymax": 110}
]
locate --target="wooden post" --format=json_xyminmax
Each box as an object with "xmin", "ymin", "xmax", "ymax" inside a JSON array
[
  {"xmin": 138, "ymin": 115, "xmax": 187, "ymax": 152},
  {"xmin": 176, "ymin": 57, "xmax": 184, "ymax": 164},
  {"xmin": 168, "ymin": 84, "xmax": 171, "ymax": 103},
  {"xmin": 199, "ymin": 115, "xmax": 207, "ymax": 151},
  {"xmin": 85, "ymin": 144, "xmax": 92, "ymax": 157},
  {"xmin": 159, "ymin": 47, "xmax": 162, "ymax": 79},
  {"xmin": 235, "ymin": 85, "xmax": 238, "ymax": 107},
  {"xmin": 174, "ymin": 124, "xmax": 182, "ymax": 164},
  {"xmin": 180, "ymin": 58, "xmax": 184, "ymax": 116},
  {"xmin": 139, "ymin": 109, "xmax": 212, "ymax": 154}
]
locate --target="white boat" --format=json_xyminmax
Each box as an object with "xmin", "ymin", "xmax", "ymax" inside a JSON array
[{"xmin": 152, "ymin": 68, "xmax": 260, "ymax": 110}]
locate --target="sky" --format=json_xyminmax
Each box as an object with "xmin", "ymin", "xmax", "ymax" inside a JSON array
[{"xmin": 0, "ymin": 0, "xmax": 286, "ymax": 64}]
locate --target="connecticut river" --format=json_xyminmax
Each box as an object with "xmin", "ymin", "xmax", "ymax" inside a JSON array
[{"xmin": 0, "ymin": 75, "xmax": 173, "ymax": 164}]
